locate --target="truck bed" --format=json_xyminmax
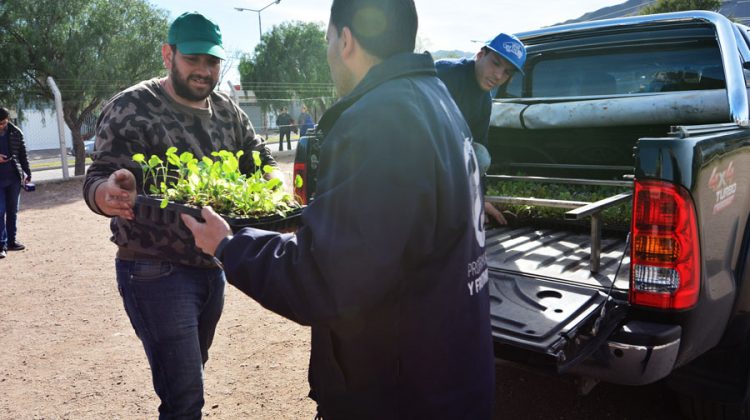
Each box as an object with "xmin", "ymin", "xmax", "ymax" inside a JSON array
[{"xmin": 486, "ymin": 226, "xmax": 631, "ymax": 290}]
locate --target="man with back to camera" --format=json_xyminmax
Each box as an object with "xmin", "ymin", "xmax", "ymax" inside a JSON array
[
  {"xmin": 82, "ymin": 12, "xmax": 279, "ymax": 418},
  {"xmin": 181, "ymin": 0, "xmax": 495, "ymax": 418},
  {"xmin": 436, "ymin": 33, "xmax": 527, "ymax": 225},
  {"xmin": 0, "ymin": 107, "xmax": 31, "ymax": 259}
]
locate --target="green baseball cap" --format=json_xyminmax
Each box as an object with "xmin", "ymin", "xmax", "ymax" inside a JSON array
[{"xmin": 168, "ymin": 12, "xmax": 226, "ymax": 60}]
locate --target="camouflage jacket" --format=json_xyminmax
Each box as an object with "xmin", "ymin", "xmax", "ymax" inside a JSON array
[{"xmin": 83, "ymin": 78, "xmax": 276, "ymax": 268}]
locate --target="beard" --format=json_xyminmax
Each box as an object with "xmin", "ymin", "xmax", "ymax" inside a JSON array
[{"xmin": 170, "ymin": 64, "xmax": 218, "ymax": 103}]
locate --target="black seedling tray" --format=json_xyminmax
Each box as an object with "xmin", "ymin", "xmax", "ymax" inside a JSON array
[{"xmin": 134, "ymin": 195, "xmax": 303, "ymax": 234}]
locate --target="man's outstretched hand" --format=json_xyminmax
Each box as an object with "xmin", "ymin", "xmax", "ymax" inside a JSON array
[
  {"xmin": 182, "ymin": 206, "xmax": 232, "ymax": 256},
  {"xmin": 484, "ymin": 201, "xmax": 507, "ymax": 226},
  {"xmin": 96, "ymin": 169, "xmax": 137, "ymax": 220}
]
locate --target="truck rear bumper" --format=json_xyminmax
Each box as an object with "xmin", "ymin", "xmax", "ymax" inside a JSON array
[{"xmin": 567, "ymin": 321, "xmax": 682, "ymax": 385}]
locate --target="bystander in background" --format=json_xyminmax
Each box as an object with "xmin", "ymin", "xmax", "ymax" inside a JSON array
[
  {"xmin": 276, "ymin": 107, "xmax": 294, "ymax": 150},
  {"xmin": 297, "ymin": 104, "xmax": 314, "ymax": 137},
  {"xmin": 0, "ymin": 106, "xmax": 31, "ymax": 259}
]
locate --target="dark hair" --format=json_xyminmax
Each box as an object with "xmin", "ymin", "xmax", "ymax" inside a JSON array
[
  {"xmin": 0, "ymin": 107, "xmax": 9, "ymax": 121},
  {"xmin": 330, "ymin": 0, "xmax": 417, "ymax": 60}
]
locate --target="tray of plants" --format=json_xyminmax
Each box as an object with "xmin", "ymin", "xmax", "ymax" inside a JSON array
[
  {"xmin": 132, "ymin": 147, "xmax": 304, "ymax": 234},
  {"xmin": 134, "ymin": 195, "xmax": 303, "ymax": 233}
]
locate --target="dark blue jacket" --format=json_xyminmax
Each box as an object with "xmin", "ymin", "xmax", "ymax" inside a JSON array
[
  {"xmin": 0, "ymin": 122, "xmax": 31, "ymax": 183},
  {"xmin": 435, "ymin": 58, "xmax": 492, "ymax": 148},
  {"xmin": 222, "ymin": 52, "xmax": 493, "ymax": 419}
]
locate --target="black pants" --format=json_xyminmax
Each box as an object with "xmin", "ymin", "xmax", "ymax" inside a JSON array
[{"xmin": 279, "ymin": 129, "xmax": 292, "ymax": 151}]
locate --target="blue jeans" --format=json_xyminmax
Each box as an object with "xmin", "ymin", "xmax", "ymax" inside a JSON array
[
  {"xmin": 0, "ymin": 180, "xmax": 21, "ymax": 248},
  {"xmin": 115, "ymin": 259, "xmax": 226, "ymax": 419}
]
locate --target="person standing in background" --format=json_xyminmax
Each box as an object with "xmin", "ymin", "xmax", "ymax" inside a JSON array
[
  {"xmin": 297, "ymin": 104, "xmax": 314, "ymax": 137},
  {"xmin": 0, "ymin": 106, "xmax": 31, "ymax": 259},
  {"xmin": 276, "ymin": 107, "xmax": 294, "ymax": 150}
]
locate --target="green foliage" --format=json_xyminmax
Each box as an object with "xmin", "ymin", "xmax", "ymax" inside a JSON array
[
  {"xmin": 133, "ymin": 148, "xmax": 301, "ymax": 218},
  {"xmin": 639, "ymin": 0, "xmax": 722, "ymax": 15},
  {"xmin": 486, "ymin": 179, "xmax": 632, "ymax": 228},
  {"xmin": 239, "ymin": 21, "xmax": 335, "ymax": 114},
  {"xmin": 0, "ymin": 0, "xmax": 168, "ymax": 175}
]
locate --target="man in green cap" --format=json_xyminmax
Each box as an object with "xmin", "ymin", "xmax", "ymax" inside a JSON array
[{"xmin": 83, "ymin": 11, "xmax": 279, "ymax": 418}]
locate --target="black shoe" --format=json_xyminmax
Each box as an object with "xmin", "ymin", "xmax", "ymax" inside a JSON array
[
  {"xmin": 0, "ymin": 249, "xmax": 6, "ymax": 258},
  {"xmin": 7, "ymin": 241, "xmax": 25, "ymax": 251}
]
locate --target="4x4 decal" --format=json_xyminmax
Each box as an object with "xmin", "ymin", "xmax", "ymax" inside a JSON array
[{"xmin": 709, "ymin": 161, "xmax": 737, "ymax": 214}]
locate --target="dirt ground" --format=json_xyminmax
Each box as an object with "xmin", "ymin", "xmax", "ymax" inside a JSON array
[
  {"xmin": 1, "ymin": 152, "xmax": 687, "ymax": 419},
  {"xmin": 1, "ymin": 154, "xmax": 317, "ymax": 419}
]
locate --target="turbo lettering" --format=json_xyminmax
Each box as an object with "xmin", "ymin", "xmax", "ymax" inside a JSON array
[{"xmin": 716, "ymin": 183, "xmax": 737, "ymax": 201}]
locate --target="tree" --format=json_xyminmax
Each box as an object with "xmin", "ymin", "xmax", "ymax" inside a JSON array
[
  {"xmin": 0, "ymin": 0, "xmax": 168, "ymax": 175},
  {"xmin": 640, "ymin": 0, "xmax": 722, "ymax": 15},
  {"xmin": 219, "ymin": 49, "xmax": 243, "ymax": 88},
  {"xmin": 239, "ymin": 21, "xmax": 334, "ymax": 120}
]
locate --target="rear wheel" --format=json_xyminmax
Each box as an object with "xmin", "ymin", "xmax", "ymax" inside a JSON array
[
  {"xmin": 678, "ymin": 392, "xmax": 749, "ymax": 420},
  {"xmin": 677, "ymin": 226, "xmax": 750, "ymax": 420}
]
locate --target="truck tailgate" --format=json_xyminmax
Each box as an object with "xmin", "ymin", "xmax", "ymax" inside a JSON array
[{"xmin": 486, "ymin": 226, "xmax": 630, "ymax": 368}]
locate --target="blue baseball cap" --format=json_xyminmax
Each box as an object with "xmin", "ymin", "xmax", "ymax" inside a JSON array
[
  {"xmin": 168, "ymin": 12, "xmax": 226, "ymax": 60},
  {"xmin": 485, "ymin": 33, "xmax": 526, "ymax": 75}
]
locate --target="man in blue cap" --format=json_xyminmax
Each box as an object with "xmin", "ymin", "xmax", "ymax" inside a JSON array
[
  {"xmin": 83, "ymin": 11, "xmax": 279, "ymax": 418},
  {"xmin": 436, "ymin": 33, "xmax": 526, "ymax": 225}
]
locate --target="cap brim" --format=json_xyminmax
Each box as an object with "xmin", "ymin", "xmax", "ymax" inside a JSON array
[
  {"xmin": 177, "ymin": 41, "xmax": 226, "ymax": 60},
  {"xmin": 485, "ymin": 46, "xmax": 525, "ymax": 75}
]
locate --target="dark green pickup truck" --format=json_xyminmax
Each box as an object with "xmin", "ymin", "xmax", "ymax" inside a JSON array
[{"xmin": 295, "ymin": 11, "xmax": 750, "ymax": 419}]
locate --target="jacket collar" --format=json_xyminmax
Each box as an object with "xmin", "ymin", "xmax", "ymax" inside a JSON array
[{"xmin": 317, "ymin": 52, "xmax": 436, "ymax": 134}]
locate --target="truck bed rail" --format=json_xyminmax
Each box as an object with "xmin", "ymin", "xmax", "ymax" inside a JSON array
[{"xmin": 485, "ymin": 175, "xmax": 632, "ymax": 273}]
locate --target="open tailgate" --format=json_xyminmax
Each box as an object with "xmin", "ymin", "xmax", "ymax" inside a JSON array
[{"xmin": 487, "ymin": 226, "xmax": 630, "ymax": 371}]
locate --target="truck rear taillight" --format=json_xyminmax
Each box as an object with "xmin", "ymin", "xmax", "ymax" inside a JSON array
[
  {"xmin": 630, "ymin": 180, "xmax": 700, "ymax": 310},
  {"xmin": 293, "ymin": 162, "xmax": 307, "ymax": 205}
]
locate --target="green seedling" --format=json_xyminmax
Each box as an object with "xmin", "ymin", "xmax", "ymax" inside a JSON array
[{"xmin": 133, "ymin": 148, "xmax": 301, "ymax": 218}]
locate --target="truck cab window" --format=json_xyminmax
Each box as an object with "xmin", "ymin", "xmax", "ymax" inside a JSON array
[
  {"xmin": 520, "ymin": 45, "xmax": 723, "ymax": 98},
  {"xmin": 496, "ymin": 74, "xmax": 523, "ymax": 99}
]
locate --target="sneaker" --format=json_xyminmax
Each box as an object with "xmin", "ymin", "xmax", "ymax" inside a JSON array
[
  {"xmin": 0, "ymin": 249, "xmax": 5, "ymax": 258},
  {"xmin": 7, "ymin": 241, "xmax": 25, "ymax": 251}
]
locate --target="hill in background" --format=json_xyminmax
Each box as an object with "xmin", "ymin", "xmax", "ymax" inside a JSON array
[
  {"xmin": 427, "ymin": 1, "xmax": 749, "ymax": 59},
  {"xmin": 430, "ymin": 49, "xmax": 473, "ymax": 60},
  {"xmin": 561, "ymin": 0, "xmax": 750, "ymax": 25}
]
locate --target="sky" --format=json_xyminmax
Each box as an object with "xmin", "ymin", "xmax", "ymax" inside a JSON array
[{"xmin": 149, "ymin": 0, "xmax": 629, "ymax": 85}]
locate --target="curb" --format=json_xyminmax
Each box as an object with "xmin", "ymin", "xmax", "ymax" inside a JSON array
[{"xmin": 33, "ymin": 175, "xmax": 86, "ymax": 186}]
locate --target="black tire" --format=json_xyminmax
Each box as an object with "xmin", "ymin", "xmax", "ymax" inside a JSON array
[{"xmin": 678, "ymin": 391, "xmax": 749, "ymax": 420}]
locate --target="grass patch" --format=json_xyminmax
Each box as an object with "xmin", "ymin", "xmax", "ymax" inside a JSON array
[{"xmin": 30, "ymin": 156, "xmax": 92, "ymax": 170}]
